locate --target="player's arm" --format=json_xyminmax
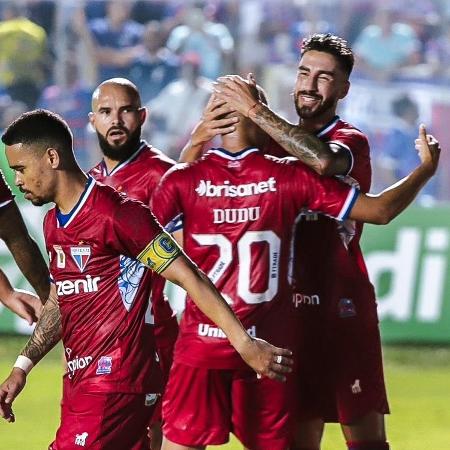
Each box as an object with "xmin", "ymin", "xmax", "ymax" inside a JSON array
[
  {"xmin": 0, "ymin": 285, "xmax": 61, "ymax": 423},
  {"xmin": 0, "ymin": 269, "xmax": 42, "ymax": 325},
  {"xmin": 136, "ymin": 233, "xmax": 292, "ymax": 381},
  {"xmin": 0, "ymin": 200, "xmax": 50, "ymax": 302},
  {"xmin": 214, "ymin": 74, "xmax": 351, "ymax": 175},
  {"xmin": 178, "ymin": 94, "xmax": 239, "ymax": 163},
  {"xmin": 349, "ymin": 125, "xmax": 440, "ymax": 224}
]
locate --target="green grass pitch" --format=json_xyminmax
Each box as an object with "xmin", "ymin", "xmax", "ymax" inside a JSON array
[{"xmin": 1, "ymin": 336, "xmax": 450, "ymax": 449}]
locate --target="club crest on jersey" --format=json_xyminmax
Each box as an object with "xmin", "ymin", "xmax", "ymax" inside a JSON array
[
  {"xmin": 70, "ymin": 246, "xmax": 91, "ymax": 272},
  {"xmin": 53, "ymin": 245, "xmax": 66, "ymax": 268},
  {"xmin": 96, "ymin": 356, "xmax": 112, "ymax": 375}
]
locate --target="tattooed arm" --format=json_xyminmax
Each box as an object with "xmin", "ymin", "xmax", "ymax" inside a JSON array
[
  {"xmin": 214, "ymin": 75, "xmax": 351, "ymax": 176},
  {"xmin": 0, "ymin": 286, "xmax": 61, "ymax": 422}
]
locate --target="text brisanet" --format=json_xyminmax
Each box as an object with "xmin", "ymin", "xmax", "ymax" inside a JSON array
[{"xmin": 196, "ymin": 178, "xmax": 277, "ymax": 198}]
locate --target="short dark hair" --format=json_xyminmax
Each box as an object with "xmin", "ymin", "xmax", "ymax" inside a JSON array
[
  {"xmin": 1, "ymin": 109, "xmax": 73, "ymax": 153},
  {"xmin": 301, "ymin": 33, "xmax": 354, "ymax": 77}
]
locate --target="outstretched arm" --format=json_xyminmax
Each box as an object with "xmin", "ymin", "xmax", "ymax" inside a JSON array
[
  {"xmin": 349, "ymin": 125, "xmax": 440, "ymax": 224},
  {"xmin": 214, "ymin": 74, "xmax": 351, "ymax": 175},
  {"xmin": 178, "ymin": 94, "xmax": 239, "ymax": 163},
  {"xmin": 160, "ymin": 254, "xmax": 293, "ymax": 381},
  {"xmin": 0, "ymin": 286, "xmax": 61, "ymax": 422},
  {"xmin": 0, "ymin": 270, "xmax": 42, "ymax": 324},
  {"xmin": 0, "ymin": 201, "xmax": 50, "ymax": 301}
]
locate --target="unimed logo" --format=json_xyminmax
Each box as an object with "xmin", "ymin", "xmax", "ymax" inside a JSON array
[{"xmin": 195, "ymin": 178, "xmax": 277, "ymax": 197}]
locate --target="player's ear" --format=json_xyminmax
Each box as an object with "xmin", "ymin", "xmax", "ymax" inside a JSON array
[
  {"xmin": 338, "ymin": 80, "xmax": 350, "ymax": 100},
  {"xmin": 88, "ymin": 111, "xmax": 95, "ymax": 127},
  {"xmin": 46, "ymin": 147, "xmax": 61, "ymax": 169},
  {"xmin": 138, "ymin": 107, "xmax": 147, "ymax": 125}
]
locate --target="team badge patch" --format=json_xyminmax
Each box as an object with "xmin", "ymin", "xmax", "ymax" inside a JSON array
[
  {"xmin": 338, "ymin": 298, "xmax": 356, "ymax": 318},
  {"xmin": 96, "ymin": 356, "xmax": 112, "ymax": 375},
  {"xmin": 137, "ymin": 232, "xmax": 181, "ymax": 274},
  {"xmin": 70, "ymin": 246, "xmax": 91, "ymax": 272}
]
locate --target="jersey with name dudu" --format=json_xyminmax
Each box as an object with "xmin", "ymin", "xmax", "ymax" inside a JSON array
[
  {"xmin": 44, "ymin": 178, "xmax": 180, "ymax": 393},
  {"xmin": 269, "ymin": 116, "xmax": 373, "ymax": 310},
  {"xmin": 152, "ymin": 147, "xmax": 359, "ymax": 369},
  {"xmin": 89, "ymin": 141, "xmax": 177, "ymax": 345},
  {"xmin": 0, "ymin": 170, "xmax": 13, "ymax": 207}
]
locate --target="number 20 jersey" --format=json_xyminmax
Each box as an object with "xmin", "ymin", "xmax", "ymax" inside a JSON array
[{"xmin": 152, "ymin": 147, "xmax": 358, "ymax": 369}]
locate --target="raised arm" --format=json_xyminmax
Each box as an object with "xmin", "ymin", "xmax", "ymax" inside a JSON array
[
  {"xmin": 178, "ymin": 94, "xmax": 239, "ymax": 163},
  {"xmin": 0, "ymin": 285, "xmax": 61, "ymax": 422},
  {"xmin": 0, "ymin": 200, "xmax": 50, "ymax": 301},
  {"xmin": 349, "ymin": 125, "xmax": 440, "ymax": 224},
  {"xmin": 214, "ymin": 74, "xmax": 351, "ymax": 175},
  {"xmin": 159, "ymin": 253, "xmax": 293, "ymax": 381}
]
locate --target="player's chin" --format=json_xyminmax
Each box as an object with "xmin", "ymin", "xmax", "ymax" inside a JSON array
[{"xmin": 29, "ymin": 196, "xmax": 48, "ymax": 206}]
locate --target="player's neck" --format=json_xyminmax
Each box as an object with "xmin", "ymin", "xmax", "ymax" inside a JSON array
[
  {"xmin": 54, "ymin": 170, "xmax": 89, "ymax": 214},
  {"xmin": 299, "ymin": 109, "xmax": 338, "ymax": 133},
  {"xmin": 221, "ymin": 134, "xmax": 254, "ymax": 153},
  {"xmin": 103, "ymin": 156, "xmax": 120, "ymax": 173}
]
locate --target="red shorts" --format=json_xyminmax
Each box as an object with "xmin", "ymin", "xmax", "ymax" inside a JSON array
[
  {"xmin": 49, "ymin": 381, "xmax": 158, "ymax": 450},
  {"xmin": 162, "ymin": 362, "xmax": 294, "ymax": 450},
  {"xmin": 294, "ymin": 285, "xmax": 390, "ymax": 424}
]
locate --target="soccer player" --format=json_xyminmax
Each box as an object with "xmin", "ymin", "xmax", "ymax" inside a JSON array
[
  {"xmin": 88, "ymin": 77, "xmax": 179, "ymax": 448},
  {"xmin": 152, "ymin": 80, "xmax": 439, "ymax": 450},
  {"xmin": 0, "ymin": 170, "xmax": 49, "ymax": 323},
  {"xmin": 206, "ymin": 33, "xmax": 422, "ymax": 450},
  {"xmin": 0, "ymin": 110, "xmax": 292, "ymax": 450}
]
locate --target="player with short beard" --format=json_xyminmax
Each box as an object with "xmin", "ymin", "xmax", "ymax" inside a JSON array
[{"xmin": 88, "ymin": 78, "xmax": 178, "ymax": 450}]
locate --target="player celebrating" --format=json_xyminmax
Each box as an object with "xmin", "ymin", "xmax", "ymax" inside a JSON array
[
  {"xmin": 88, "ymin": 77, "xmax": 178, "ymax": 449},
  {"xmin": 0, "ymin": 109, "xmax": 292, "ymax": 450},
  {"xmin": 152, "ymin": 80, "xmax": 440, "ymax": 450},
  {"xmin": 0, "ymin": 170, "xmax": 49, "ymax": 323},
  {"xmin": 208, "ymin": 33, "xmax": 420, "ymax": 450}
]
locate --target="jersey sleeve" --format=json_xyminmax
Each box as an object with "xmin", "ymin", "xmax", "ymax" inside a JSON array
[
  {"xmin": 327, "ymin": 128, "xmax": 371, "ymax": 192},
  {"xmin": 109, "ymin": 198, "xmax": 181, "ymax": 274},
  {"xmin": 291, "ymin": 162, "xmax": 359, "ymax": 221},
  {"xmin": 150, "ymin": 166, "xmax": 185, "ymax": 233}
]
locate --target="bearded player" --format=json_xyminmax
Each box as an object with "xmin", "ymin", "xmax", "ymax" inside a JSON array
[{"xmin": 153, "ymin": 79, "xmax": 440, "ymax": 450}]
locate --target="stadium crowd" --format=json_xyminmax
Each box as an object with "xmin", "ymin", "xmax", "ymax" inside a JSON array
[{"xmin": 0, "ymin": 0, "xmax": 448, "ymax": 202}]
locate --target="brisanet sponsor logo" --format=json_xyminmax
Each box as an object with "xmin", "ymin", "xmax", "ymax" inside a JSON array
[
  {"xmin": 196, "ymin": 178, "xmax": 277, "ymax": 198},
  {"xmin": 56, "ymin": 275, "xmax": 100, "ymax": 296}
]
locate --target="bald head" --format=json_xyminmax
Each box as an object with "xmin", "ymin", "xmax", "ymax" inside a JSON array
[{"xmin": 92, "ymin": 78, "xmax": 141, "ymax": 110}]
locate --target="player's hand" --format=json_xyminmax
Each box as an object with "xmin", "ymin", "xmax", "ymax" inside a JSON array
[
  {"xmin": 2, "ymin": 289, "xmax": 43, "ymax": 325},
  {"xmin": 415, "ymin": 124, "xmax": 440, "ymax": 175},
  {"xmin": 214, "ymin": 74, "xmax": 261, "ymax": 117},
  {"xmin": 238, "ymin": 337, "xmax": 293, "ymax": 382},
  {"xmin": 0, "ymin": 368, "xmax": 27, "ymax": 423}
]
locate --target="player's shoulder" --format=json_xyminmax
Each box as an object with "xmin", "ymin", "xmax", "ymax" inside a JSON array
[
  {"xmin": 331, "ymin": 119, "xmax": 369, "ymax": 147},
  {"xmin": 141, "ymin": 143, "xmax": 176, "ymax": 171},
  {"xmin": 88, "ymin": 161, "xmax": 103, "ymax": 180}
]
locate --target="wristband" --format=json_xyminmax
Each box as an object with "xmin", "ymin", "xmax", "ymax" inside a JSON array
[
  {"xmin": 13, "ymin": 355, "xmax": 34, "ymax": 375},
  {"xmin": 247, "ymin": 102, "xmax": 260, "ymax": 117}
]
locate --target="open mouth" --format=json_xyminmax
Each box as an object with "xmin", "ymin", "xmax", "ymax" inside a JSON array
[{"xmin": 108, "ymin": 129, "xmax": 127, "ymax": 138}]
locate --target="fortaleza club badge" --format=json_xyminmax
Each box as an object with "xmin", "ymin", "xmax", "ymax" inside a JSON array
[{"xmin": 70, "ymin": 246, "xmax": 91, "ymax": 272}]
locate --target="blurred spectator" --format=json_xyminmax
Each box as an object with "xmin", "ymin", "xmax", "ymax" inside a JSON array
[
  {"xmin": 27, "ymin": 0, "xmax": 56, "ymax": 36},
  {"xmin": 166, "ymin": 5, "xmax": 234, "ymax": 79},
  {"xmin": 145, "ymin": 52, "xmax": 212, "ymax": 159},
  {"xmin": 0, "ymin": 2, "xmax": 48, "ymax": 108},
  {"xmin": 130, "ymin": 0, "xmax": 170, "ymax": 25},
  {"xmin": 379, "ymin": 94, "xmax": 437, "ymax": 204},
  {"xmin": 37, "ymin": 53, "xmax": 92, "ymax": 170},
  {"xmin": 87, "ymin": 0, "xmax": 144, "ymax": 82},
  {"xmin": 353, "ymin": 6, "xmax": 421, "ymax": 82},
  {"xmin": 129, "ymin": 20, "xmax": 180, "ymax": 104},
  {"xmin": 423, "ymin": 19, "xmax": 450, "ymax": 82}
]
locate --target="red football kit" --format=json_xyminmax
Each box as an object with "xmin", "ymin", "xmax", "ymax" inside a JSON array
[
  {"xmin": 89, "ymin": 140, "xmax": 179, "ymax": 380},
  {"xmin": 268, "ymin": 116, "xmax": 389, "ymax": 424},
  {"xmin": 46, "ymin": 178, "xmax": 181, "ymax": 450},
  {"xmin": 152, "ymin": 147, "xmax": 358, "ymax": 449}
]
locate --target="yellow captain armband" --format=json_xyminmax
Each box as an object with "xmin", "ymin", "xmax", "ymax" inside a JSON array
[{"xmin": 137, "ymin": 232, "xmax": 181, "ymax": 274}]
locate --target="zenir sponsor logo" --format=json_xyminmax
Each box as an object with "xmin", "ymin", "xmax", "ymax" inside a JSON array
[{"xmin": 56, "ymin": 275, "xmax": 101, "ymax": 296}]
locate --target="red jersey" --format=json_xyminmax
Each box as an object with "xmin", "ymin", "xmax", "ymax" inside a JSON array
[
  {"xmin": 44, "ymin": 178, "xmax": 180, "ymax": 394},
  {"xmin": 269, "ymin": 116, "xmax": 373, "ymax": 310},
  {"xmin": 0, "ymin": 170, "xmax": 13, "ymax": 207},
  {"xmin": 152, "ymin": 147, "xmax": 358, "ymax": 369},
  {"xmin": 89, "ymin": 141, "xmax": 177, "ymax": 349}
]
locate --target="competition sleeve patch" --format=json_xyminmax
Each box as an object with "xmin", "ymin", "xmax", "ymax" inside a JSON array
[{"xmin": 137, "ymin": 232, "xmax": 181, "ymax": 273}]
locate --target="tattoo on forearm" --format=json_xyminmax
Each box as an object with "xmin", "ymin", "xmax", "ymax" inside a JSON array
[
  {"xmin": 21, "ymin": 294, "xmax": 61, "ymax": 364},
  {"xmin": 253, "ymin": 107, "xmax": 330, "ymax": 172}
]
